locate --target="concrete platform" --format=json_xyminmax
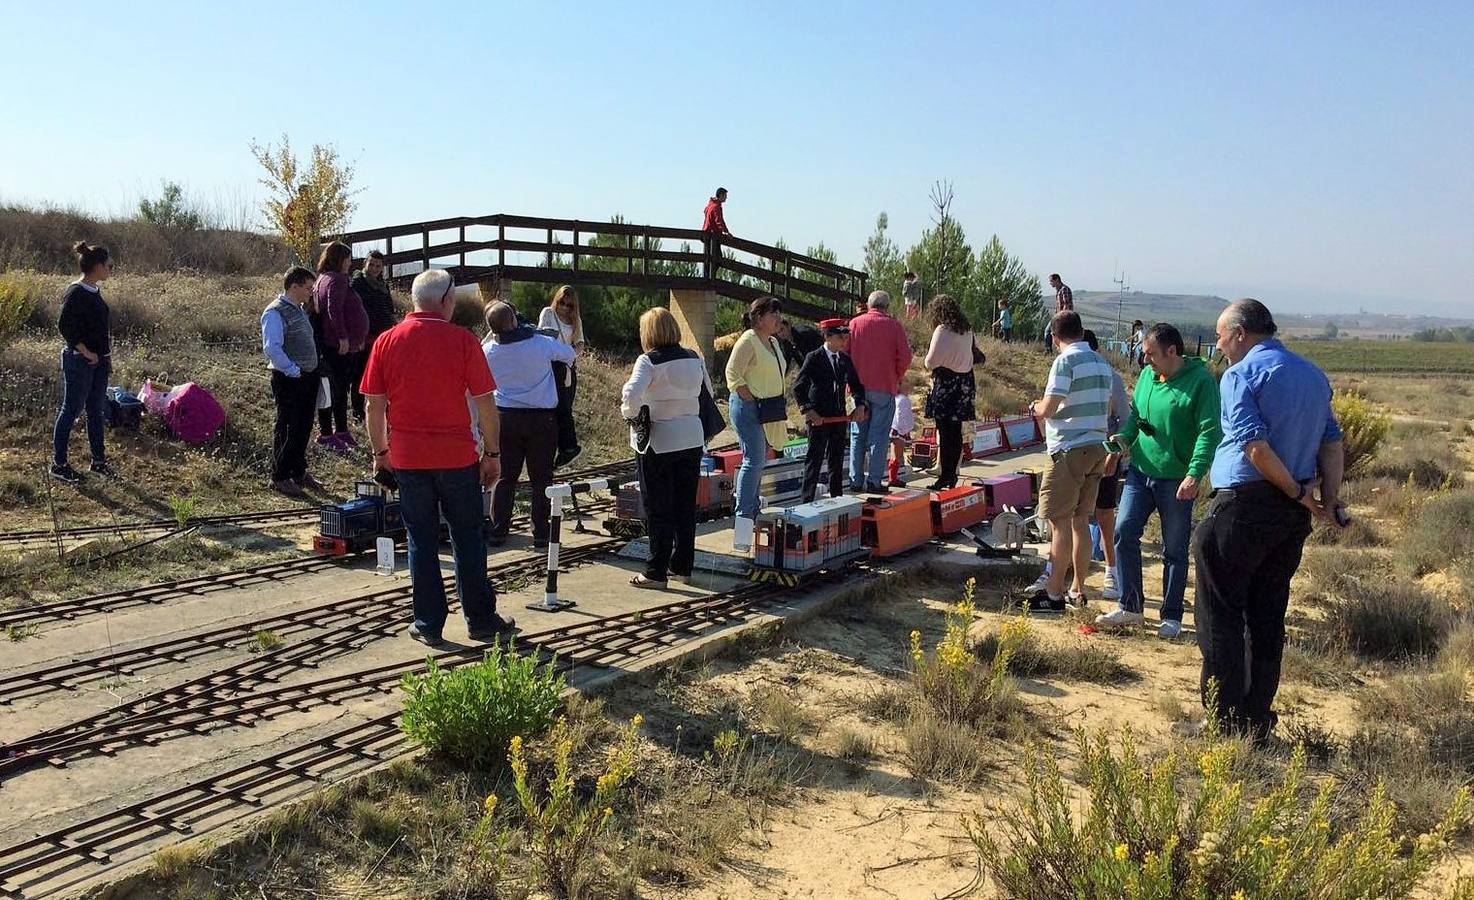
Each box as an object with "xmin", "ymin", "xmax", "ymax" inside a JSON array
[{"xmin": 0, "ymin": 444, "xmax": 1052, "ymax": 899}]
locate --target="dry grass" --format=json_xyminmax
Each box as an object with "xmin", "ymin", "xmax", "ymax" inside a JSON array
[{"xmin": 976, "ymin": 625, "xmax": 1138, "ymax": 684}]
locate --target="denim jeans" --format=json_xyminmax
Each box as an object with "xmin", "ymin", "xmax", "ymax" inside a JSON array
[
  {"xmin": 396, "ymin": 464, "xmax": 495, "ymax": 637},
  {"xmin": 1113, "ymin": 465, "xmax": 1195, "ymax": 620},
  {"xmin": 52, "ymin": 349, "xmax": 110, "ymax": 468},
  {"xmin": 848, "ymin": 389, "xmax": 896, "ymax": 489},
  {"xmin": 729, "ymin": 394, "xmax": 767, "ymax": 518}
]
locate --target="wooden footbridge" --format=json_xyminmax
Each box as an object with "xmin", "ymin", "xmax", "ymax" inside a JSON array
[{"xmin": 328, "ymin": 214, "xmax": 869, "ymax": 358}]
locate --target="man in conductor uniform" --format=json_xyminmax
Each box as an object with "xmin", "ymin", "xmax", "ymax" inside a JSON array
[{"xmin": 793, "ymin": 318, "xmax": 868, "ymax": 502}]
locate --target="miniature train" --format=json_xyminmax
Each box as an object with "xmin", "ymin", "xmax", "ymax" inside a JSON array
[{"xmin": 748, "ymin": 472, "xmax": 1038, "ymax": 585}]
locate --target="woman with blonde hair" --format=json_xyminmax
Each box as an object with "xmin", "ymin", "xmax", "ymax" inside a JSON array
[
  {"xmin": 538, "ymin": 285, "xmax": 586, "ymax": 468},
  {"xmin": 620, "ymin": 307, "xmax": 710, "ymax": 588},
  {"xmin": 724, "ymin": 296, "xmax": 788, "ymax": 552}
]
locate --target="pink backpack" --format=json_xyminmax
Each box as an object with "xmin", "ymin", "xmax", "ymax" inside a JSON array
[{"xmin": 164, "ymin": 383, "xmax": 226, "ymax": 445}]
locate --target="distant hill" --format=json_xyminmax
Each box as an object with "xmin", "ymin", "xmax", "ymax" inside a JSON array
[
  {"xmin": 1073, "ymin": 291, "xmax": 1226, "ymax": 339},
  {"xmin": 1072, "ymin": 290, "xmax": 1474, "ymax": 341}
]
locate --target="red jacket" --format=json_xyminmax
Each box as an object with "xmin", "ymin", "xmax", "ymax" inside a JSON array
[
  {"xmin": 702, "ymin": 197, "xmax": 729, "ymax": 234},
  {"xmin": 848, "ymin": 309, "xmax": 912, "ymax": 395}
]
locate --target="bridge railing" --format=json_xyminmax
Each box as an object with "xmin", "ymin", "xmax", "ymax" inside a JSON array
[{"xmin": 327, "ymin": 214, "xmax": 867, "ymax": 319}]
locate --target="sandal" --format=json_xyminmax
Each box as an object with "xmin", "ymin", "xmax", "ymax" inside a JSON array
[{"xmin": 630, "ymin": 575, "xmax": 667, "ymax": 590}]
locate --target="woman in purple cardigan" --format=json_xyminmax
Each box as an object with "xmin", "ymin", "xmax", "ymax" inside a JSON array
[{"xmin": 313, "ymin": 241, "xmax": 368, "ymax": 448}]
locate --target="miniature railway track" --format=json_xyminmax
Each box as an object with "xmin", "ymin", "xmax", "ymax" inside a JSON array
[
  {"xmin": 0, "ymin": 569, "xmax": 842, "ymax": 899},
  {"xmin": 0, "ymin": 447, "xmax": 728, "ymax": 554},
  {"xmin": 0, "ymin": 496, "xmax": 616, "ymax": 631},
  {"xmin": 0, "ymin": 539, "xmax": 621, "ymax": 706}
]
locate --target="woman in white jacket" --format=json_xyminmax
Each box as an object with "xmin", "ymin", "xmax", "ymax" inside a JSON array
[
  {"xmin": 538, "ymin": 285, "xmax": 586, "ymax": 468},
  {"xmin": 621, "ymin": 307, "xmax": 711, "ymax": 588}
]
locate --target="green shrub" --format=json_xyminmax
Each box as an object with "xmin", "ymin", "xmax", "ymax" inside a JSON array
[
  {"xmin": 908, "ymin": 579, "xmax": 1024, "ymax": 726},
  {"xmin": 1403, "ymin": 490, "xmax": 1474, "ymax": 578},
  {"xmin": 977, "ymin": 619, "xmax": 1137, "ymax": 683},
  {"xmin": 1333, "ymin": 390, "xmax": 1391, "ymax": 475},
  {"xmin": 399, "ymin": 642, "xmax": 565, "ymax": 768},
  {"xmin": 969, "ymin": 728, "xmax": 1471, "ymax": 900},
  {"xmin": 1324, "ymin": 580, "xmax": 1454, "ymax": 661},
  {"xmin": 0, "ymin": 271, "xmax": 40, "ymax": 343}
]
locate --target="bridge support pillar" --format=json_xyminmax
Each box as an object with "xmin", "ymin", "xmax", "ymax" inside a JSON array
[
  {"xmin": 476, "ymin": 277, "xmax": 512, "ymax": 310},
  {"xmin": 669, "ymin": 289, "xmax": 717, "ymax": 369}
]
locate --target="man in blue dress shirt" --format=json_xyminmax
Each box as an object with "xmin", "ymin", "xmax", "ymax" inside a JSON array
[{"xmin": 1193, "ymin": 298, "xmax": 1347, "ymax": 743}]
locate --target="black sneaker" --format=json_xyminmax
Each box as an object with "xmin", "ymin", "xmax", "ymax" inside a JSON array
[
  {"xmin": 49, "ymin": 464, "xmax": 86, "ymax": 484},
  {"xmin": 485, "ymin": 530, "xmax": 509, "ymax": 547},
  {"xmin": 89, "ymin": 460, "xmax": 115, "ymax": 478},
  {"xmin": 533, "ymin": 538, "xmax": 549, "ymax": 551},
  {"xmin": 467, "ymin": 614, "xmax": 518, "ymax": 642},
  {"xmin": 554, "ymin": 446, "xmax": 583, "ymax": 470},
  {"xmin": 407, "ymin": 623, "xmax": 445, "ymax": 648},
  {"xmin": 1016, "ymin": 589, "xmax": 1066, "ymax": 613}
]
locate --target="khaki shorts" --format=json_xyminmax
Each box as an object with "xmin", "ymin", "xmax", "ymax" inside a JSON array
[{"xmin": 1038, "ymin": 443, "xmax": 1109, "ymax": 522}]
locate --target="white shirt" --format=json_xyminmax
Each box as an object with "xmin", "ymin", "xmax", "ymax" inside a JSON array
[
  {"xmin": 892, "ymin": 394, "xmax": 915, "ymax": 435},
  {"xmin": 620, "ymin": 351, "xmax": 712, "ymax": 453}
]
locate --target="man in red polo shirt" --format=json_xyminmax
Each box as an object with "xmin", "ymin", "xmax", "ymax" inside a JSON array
[{"xmin": 360, "ymin": 269, "xmax": 514, "ymax": 646}]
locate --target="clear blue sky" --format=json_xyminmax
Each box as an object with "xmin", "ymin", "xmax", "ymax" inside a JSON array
[{"xmin": 4, "ymin": 1, "xmax": 1470, "ymax": 317}]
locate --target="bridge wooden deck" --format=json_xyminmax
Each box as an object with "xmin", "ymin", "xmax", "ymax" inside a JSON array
[{"xmin": 329, "ymin": 214, "xmax": 868, "ymax": 321}]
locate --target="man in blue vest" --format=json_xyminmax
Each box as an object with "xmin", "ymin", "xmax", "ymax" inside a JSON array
[{"xmin": 260, "ymin": 266, "xmax": 322, "ymax": 497}]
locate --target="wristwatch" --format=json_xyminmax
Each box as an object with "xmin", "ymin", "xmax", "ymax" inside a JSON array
[{"xmin": 482, "ymin": 451, "xmax": 500, "ymax": 459}]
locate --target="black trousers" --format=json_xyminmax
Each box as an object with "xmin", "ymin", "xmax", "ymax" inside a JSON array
[
  {"xmin": 638, "ymin": 446, "xmax": 701, "ymax": 580},
  {"xmin": 347, "ymin": 347, "xmax": 369, "ymax": 421},
  {"xmin": 552, "ymin": 362, "xmax": 578, "ymax": 455},
  {"xmin": 321, "ymin": 346, "xmax": 354, "ymax": 433},
  {"xmin": 936, "ymin": 418, "xmax": 964, "ymax": 489},
  {"xmin": 1192, "ymin": 484, "xmax": 1313, "ymax": 737},
  {"xmin": 490, "ymin": 408, "xmax": 558, "ymax": 541},
  {"xmin": 270, "ymin": 370, "xmax": 319, "ymax": 482},
  {"xmin": 802, "ymin": 422, "xmax": 847, "ymax": 502}
]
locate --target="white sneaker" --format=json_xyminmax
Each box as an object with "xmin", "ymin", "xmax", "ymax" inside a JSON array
[
  {"xmin": 1095, "ymin": 607, "xmax": 1144, "ymax": 628},
  {"xmin": 1026, "ymin": 561, "xmax": 1052, "ymax": 593},
  {"xmin": 1102, "ymin": 566, "xmax": 1121, "ymax": 600},
  {"xmin": 1158, "ymin": 619, "xmax": 1183, "ymax": 640}
]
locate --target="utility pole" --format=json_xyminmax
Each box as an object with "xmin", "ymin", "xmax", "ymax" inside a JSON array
[{"xmin": 1113, "ymin": 265, "xmax": 1130, "ymax": 340}]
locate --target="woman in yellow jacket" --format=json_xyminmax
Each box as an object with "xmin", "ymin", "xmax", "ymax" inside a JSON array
[{"xmin": 724, "ymin": 296, "xmax": 789, "ymax": 551}]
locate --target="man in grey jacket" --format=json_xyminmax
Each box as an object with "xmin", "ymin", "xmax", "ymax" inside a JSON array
[{"xmin": 260, "ymin": 266, "xmax": 321, "ymax": 497}]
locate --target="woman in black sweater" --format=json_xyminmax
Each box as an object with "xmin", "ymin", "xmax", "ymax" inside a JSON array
[{"xmin": 51, "ymin": 241, "xmax": 114, "ymax": 483}]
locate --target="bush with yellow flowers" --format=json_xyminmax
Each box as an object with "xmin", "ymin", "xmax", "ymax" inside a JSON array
[
  {"xmin": 908, "ymin": 578, "xmax": 1026, "ymax": 726},
  {"xmin": 967, "ymin": 722, "xmax": 1471, "ymax": 899},
  {"xmin": 508, "ymin": 714, "xmax": 642, "ymax": 899}
]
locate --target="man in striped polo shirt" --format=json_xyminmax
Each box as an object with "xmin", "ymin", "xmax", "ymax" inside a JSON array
[{"xmin": 1023, "ymin": 311, "xmax": 1112, "ymax": 611}]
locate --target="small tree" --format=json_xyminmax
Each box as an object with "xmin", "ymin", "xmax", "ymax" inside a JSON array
[
  {"xmin": 971, "ymin": 234, "xmax": 1043, "ymax": 340},
  {"xmin": 905, "ymin": 180, "xmax": 973, "ymax": 305},
  {"xmin": 862, "ymin": 212, "xmax": 905, "ymax": 296},
  {"xmin": 250, "ymin": 135, "xmax": 359, "ymax": 265},
  {"xmin": 138, "ymin": 181, "xmax": 203, "ymax": 231}
]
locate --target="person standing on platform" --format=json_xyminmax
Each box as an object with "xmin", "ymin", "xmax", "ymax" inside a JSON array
[
  {"xmin": 702, "ymin": 187, "xmax": 730, "ymax": 235},
  {"xmin": 314, "ymin": 241, "xmax": 367, "ymax": 448},
  {"xmin": 1022, "ymin": 311, "xmax": 1112, "ymax": 612},
  {"xmin": 793, "ymin": 318, "xmax": 868, "ymax": 502},
  {"xmin": 51, "ymin": 241, "xmax": 115, "ymax": 484},
  {"xmin": 537, "ymin": 285, "xmax": 587, "ymax": 468},
  {"xmin": 902, "ymin": 272, "xmax": 922, "ymax": 320},
  {"xmin": 847, "ymin": 291, "xmax": 912, "ymax": 492},
  {"xmin": 724, "ymin": 296, "xmax": 789, "ymax": 552},
  {"xmin": 350, "ymin": 250, "xmax": 400, "ymax": 422},
  {"xmin": 621, "ymin": 307, "xmax": 710, "ymax": 588},
  {"xmin": 922, "ymin": 294, "xmax": 979, "ymax": 490},
  {"xmin": 360, "ymin": 269, "xmax": 513, "ymax": 647},
  {"xmin": 1096, "ymin": 323, "xmax": 1220, "ymax": 638},
  {"xmin": 888, "ymin": 373, "xmax": 916, "ymax": 488},
  {"xmin": 482, "ymin": 301, "xmax": 575, "ymax": 550},
  {"xmin": 261, "ymin": 266, "xmax": 322, "ymax": 497},
  {"xmin": 1043, "ymin": 273, "xmax": 1073, "ymax": 351},
  {"xmin": 1190, "ymin": 299, "xmax": 1344, "ymax": 742}
]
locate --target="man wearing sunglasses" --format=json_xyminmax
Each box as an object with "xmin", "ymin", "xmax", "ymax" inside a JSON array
[{"xmin": 1098, "ymin": 323, "xmax": 1221, "ymax": 638}]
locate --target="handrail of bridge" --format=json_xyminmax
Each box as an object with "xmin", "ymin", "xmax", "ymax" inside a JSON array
[{"xmin": 326, "ymin": 214, "xmax": 868, "ymax": 320}]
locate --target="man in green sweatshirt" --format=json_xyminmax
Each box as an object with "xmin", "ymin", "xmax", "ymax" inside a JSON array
[{"xmin": 1097, "ymin": 323, "xmax": 1221, "ymax": 638}]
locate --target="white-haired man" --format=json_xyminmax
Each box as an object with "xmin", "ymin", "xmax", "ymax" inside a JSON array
[
  {"xmin": 846, "ymin": 290, "xmax": 912, "ymax": 491},
  {"xmin": 360, "ymin": 269, "xmax": 514, "ymax": 647}
]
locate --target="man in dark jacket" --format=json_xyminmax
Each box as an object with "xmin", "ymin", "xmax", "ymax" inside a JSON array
[
  {"xmin": 349, "ymin": 250, "xmax": 399, "ymax": 423},
  {"xmin": 778, "ymin": 319, "xmax": 823, "ymax": 369},
  {"xmin": 793, "ymin": 319, "xmax": 868, "ymax": 502}
]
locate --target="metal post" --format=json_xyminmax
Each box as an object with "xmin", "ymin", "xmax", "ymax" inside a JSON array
[{"xmin": 526, "ymin": 478, "xmax": 611, "ymax": 612}]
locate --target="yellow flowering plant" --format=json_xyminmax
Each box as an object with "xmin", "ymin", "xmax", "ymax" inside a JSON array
[
  {"xmin": 967, "ymin": 724, "xmax": 1471, "ymax": 899},
  {"xmin": 907, "ymin": 578, "xmax": 1025, "ymax": 726},
  {"xmin": 509, "ymin": 714, "xmax": 643, "ymax": 899}
]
